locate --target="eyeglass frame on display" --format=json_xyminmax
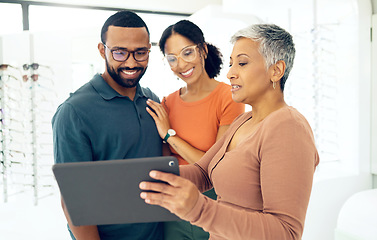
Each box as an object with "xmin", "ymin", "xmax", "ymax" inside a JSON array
[
  {"xmin": 0, "ymin": 64, "xmax": 19, "ymax": 71},
  {"xmin": 22, "ymin": 74, "xmax": 39, "ymax": 82},
  {"xmin": 22, "ymin": 74, "xmax": 55, "ymax": 89},
  {"xmin": 0, "ymin": 65, "xmax": 22, "ymax": 85},
  {"xmin": 23, "ymin": 63, "xmax": 39, "ymax": 71},
  {"xmin": 22, "ymin": 63, "xmax": 52, "ymax": 72}
]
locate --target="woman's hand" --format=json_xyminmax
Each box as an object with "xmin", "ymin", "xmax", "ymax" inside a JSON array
[
  {"xmin": 146, "ymin": 99, "xmax": 171, "ymax": 139},
  {"xmin": 139, "ymin": 171, "xmax": 199, "ymax": 219}
]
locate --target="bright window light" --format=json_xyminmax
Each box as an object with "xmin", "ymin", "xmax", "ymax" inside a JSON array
[
  {"xmin": 0, "ymin": 3, "xmax": 23, "ymax": 34},
  {"xmin": 29, "ymin": 5, "xmax": 115, "ymax": 32}
]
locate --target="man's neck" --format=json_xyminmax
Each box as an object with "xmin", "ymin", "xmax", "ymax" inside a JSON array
[{"xmin": 101, "ymin": 72, "xmax": 137, "ymax": 100}]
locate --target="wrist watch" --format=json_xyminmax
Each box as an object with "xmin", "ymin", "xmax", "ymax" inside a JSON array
[{"xmin": 163, "ymin": 129, "xmax": 176, "ymax": 143}]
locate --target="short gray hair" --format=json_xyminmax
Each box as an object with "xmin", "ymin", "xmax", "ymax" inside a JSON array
[{"xmin": 230, "ymin": 24, "xmax": 295, "ymax": 91}]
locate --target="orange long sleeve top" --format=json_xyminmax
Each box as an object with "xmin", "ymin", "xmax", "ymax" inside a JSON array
[
  {"xmin": 181, "ymin": 106, "xmax": 320, "ymax": 240},
  {"xmin": 162, "ymin": 82, "xmax": 245, "ymax": 165}
]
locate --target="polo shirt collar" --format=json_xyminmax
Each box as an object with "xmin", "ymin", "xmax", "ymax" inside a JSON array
[{"xmin": 90, "ymin": 73, "xmax": 148, "ymax": 100}]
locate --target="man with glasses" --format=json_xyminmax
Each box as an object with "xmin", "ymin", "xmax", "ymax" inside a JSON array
[{"xmin": 52, "ymin": 11, "xmax": 163, "ymax": 240}]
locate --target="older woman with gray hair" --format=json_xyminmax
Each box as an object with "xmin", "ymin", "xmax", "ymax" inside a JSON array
[{"xmin": 140, "ymin": 24, "xmax": 319, "ymax": 240}]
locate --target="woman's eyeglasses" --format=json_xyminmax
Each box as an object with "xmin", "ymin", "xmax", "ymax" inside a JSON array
[
  {"xmin": 103, "ymin": 43, "xmax": 150, "ymax": 62},
  {"xmin": 165, "ymin": 45, "xmax": 198, "ymax": 68}
]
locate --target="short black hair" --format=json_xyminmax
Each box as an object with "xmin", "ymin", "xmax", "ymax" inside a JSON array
[
  {"xmin": 159, "ymin": 20, "xmax": 223, "ymax": 79},
  {"xmin": 101, "ymin": 10, "xmax": 150, "ymax": 44}
]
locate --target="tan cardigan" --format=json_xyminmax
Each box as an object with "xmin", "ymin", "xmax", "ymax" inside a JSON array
[{"xmin": 181, "ymin": 106, "xmax": 320, "ymax": 240}]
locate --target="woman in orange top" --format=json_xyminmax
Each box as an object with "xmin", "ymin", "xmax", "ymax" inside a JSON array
[{"xmin": 146, "ymin": 20, "xmax": 244, "ymax": 240}]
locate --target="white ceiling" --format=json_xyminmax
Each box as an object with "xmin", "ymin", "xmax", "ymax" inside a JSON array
[
  {"xmin": 14, "ymin": 0, "xmax": 375, "ymax": 16},
  {"xmin": 15, "ymin": 0, "xmax": 223, "ymax": 14}
]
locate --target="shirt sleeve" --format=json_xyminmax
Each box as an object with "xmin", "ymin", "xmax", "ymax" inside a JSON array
[
  {"xmin": 52, "ymin": 103, "xmax": 93, "ymax": 163},
  {"xmin": 181, "ymin": 112, "xmax": 319, "ymax": 240},
  {"xmin": 144, "ymin": 86, "xmax": 161, "ymax": 103}
]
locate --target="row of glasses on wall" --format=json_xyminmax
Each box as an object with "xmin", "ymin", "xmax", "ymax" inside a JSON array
[
  {"xmin": 0, "ymin": 62, "xmax": 58, "ymax": 205},
  {"xmin": 285, "ymin": 22, "xmax": 340, "ymax": 164},
  {"xmin": 310, "ymin": 24, "xmax": 340, "ymax": 163}
]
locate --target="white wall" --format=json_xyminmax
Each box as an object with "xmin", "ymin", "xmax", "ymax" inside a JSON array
[
  {"xmin": 371, "ymin": 9, "xmax": 377, "ymax": 177},
  {"xmin": 303, "ymin": 0, "xmax": 374, "ymax": 239},
  {"xmin": 304, "ymin": 174, "xmax": 372, "ymax": 240},
  {"xmin": 370, "ymin": 0, "xmax": 377, "ymax": 200}
]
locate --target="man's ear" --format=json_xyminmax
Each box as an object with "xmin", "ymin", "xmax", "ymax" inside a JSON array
[
  {"xmin": 98, "ymin": 42, "xmax": 106, "ymax": 59},
  {"xmin": 271, "ymin": 60, "xmax": 286, "ymax": 82}
]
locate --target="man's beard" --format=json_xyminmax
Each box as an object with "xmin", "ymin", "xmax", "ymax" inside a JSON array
[{"xmin": 106, "ymin": 60, "xmax": 147, "ymax": 88}]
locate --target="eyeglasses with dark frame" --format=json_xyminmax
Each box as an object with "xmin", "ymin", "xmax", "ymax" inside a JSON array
[
  {"xmin": 23, "ymin": 63, "xmax": 52, "ymax": 72},
  {"xmin": 23, "ymin": 63, "xmax": 39, "ymax": 71},
  {"xmin": 103, "ymin": 43, "xmax": 150, "ymax": 62},
  {"xmin": 165, "ymin": 45, "xmax": 199, "ymax": 68}
]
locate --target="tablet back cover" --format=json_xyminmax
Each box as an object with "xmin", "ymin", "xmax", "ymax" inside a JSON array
[{"xmin": 52, "ymin": 156, "xmax": 180, "ymax": 226}]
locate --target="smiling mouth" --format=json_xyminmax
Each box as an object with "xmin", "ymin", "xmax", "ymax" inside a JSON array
[
  {"xmin": 181, "ymin": 68, "xmax": 194, "ymax": 77},
  {"xmin": 120, "ymin": 69, "xmax": 140, "ymax": 78},
  {"xmin": 122, "ymin": 69, "xmax": 138, "ymax": 75},
  {"xmin": 231, "ymin": 85, "xmax": 241, "ymax": 91}
]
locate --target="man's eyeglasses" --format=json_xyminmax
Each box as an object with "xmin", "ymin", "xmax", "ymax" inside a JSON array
[
  {"xmin": 165, "ymin": 45, "xmax": 198, "ymax": 68},
  {"xmin": 103, "ymin": 43, "xmax": 150, "ymax": 62}
]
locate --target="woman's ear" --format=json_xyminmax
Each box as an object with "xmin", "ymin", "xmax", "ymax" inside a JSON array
[
  {"xmin": 271, "ymin": 60, "xmax": 286, "ymax": 82},
  {"xmin": 98, "ymin": 42, "xmax": 106, "ymax": 59},
  {"xmin": 202, "ymin": 43, "xmax": 208, "ymax": 59}
]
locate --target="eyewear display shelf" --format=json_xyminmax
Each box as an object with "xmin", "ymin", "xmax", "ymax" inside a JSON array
[{"xmin": 0, "ymin": 64, "xmax": 57, "ymax": 205}]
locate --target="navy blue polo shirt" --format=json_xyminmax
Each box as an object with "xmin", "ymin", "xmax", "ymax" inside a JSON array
[{"xmin": 52, "ymin": 74, "xmax": 163, "ymax": 240}]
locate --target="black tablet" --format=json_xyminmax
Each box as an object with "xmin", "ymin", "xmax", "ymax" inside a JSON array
[{"xmin": 52, "ymin": 156, "xmax": 180, "ymax": 226}]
